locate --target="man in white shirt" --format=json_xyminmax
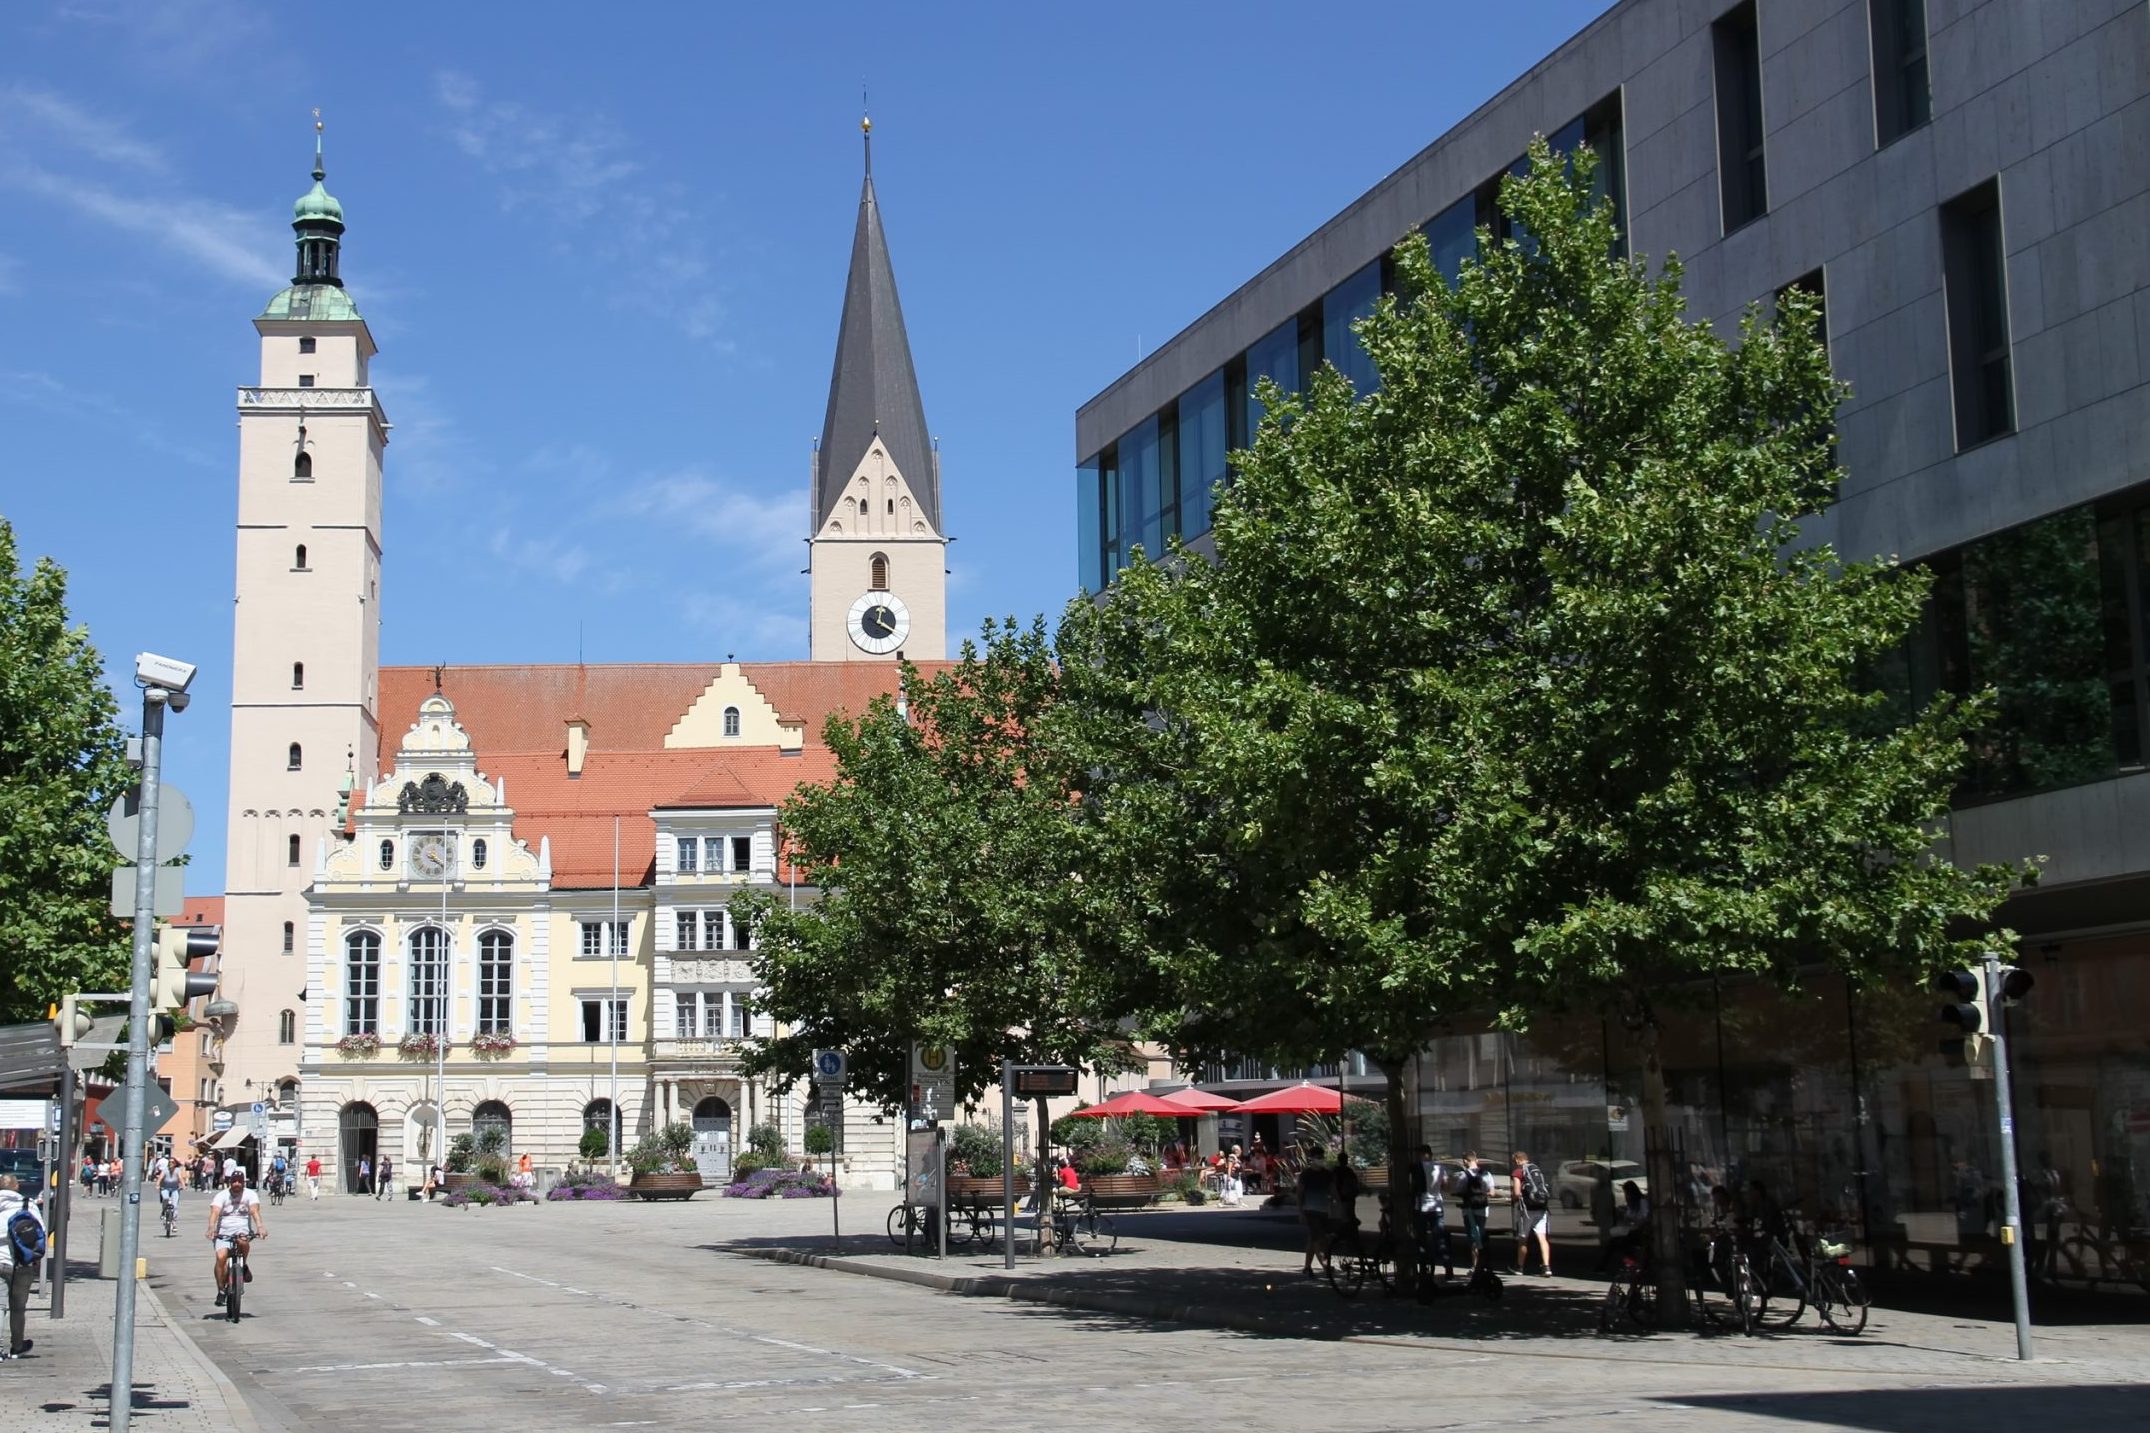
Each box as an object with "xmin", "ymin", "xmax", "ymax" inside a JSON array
[
  {"xmin": 1, "ymin": 1173, "xmax": 46, "ymax": 1358},
  {"xmin": 206, "ymin": 1171, "xmax": 264, "ymax": 1307}
]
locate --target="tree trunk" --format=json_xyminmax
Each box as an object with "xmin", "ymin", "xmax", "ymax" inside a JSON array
[
  {"xmin": 1033, "ymin": 1094, "xmax": 1055, "ymax": 1256},
  {"xmin": 1380, "ymin": 1056, "xmax": 1417, "ymax": 1295},
  {"xmin": 1638, "ymin": 1014, "xmax": 1690, "ymax": 1326}
]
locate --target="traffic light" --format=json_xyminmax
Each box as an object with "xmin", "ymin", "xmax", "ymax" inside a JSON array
[
  {"xmin": 1932, "ymin": 967, "xmax": 1989, "ymax": 1068},
  {"xmin": 1992, "ymin": 964, "xmax": 2035, "ymax": 1005},
  {"xmin": 53, "ymin": 995, "xmax": 93, "ymax": 1048},
  {"xmin": 155, "ymin": 922, "xmax": 221, "ymax": 1010}
]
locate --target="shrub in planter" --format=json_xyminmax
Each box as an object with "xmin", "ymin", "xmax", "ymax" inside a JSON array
[
  {"xmin": 546, "ymin": 1169, "xmax": 626, "ymax": 1202},
  {"xmin": 445, "ymin": 1133, "xmax": 476, "ymax": 1175},
  {"xmin": 1075, "ymin": 1139, "xmax": 1133, "ymax": 1177},
  {"xmin": 578, "ymin": 1127, "xmax": 611, "ymax": 1162},
  {"xmin": 946, "ymin": 1123, "xmax": 1003, "ymax": 1179},
  {"xmin": 803, "ymin": 1123, "xmax": 835, "ymax": 1158},
  {"xmin": 746, "ymin": 1122, "xmax": 784, "ymax": 1163},
  {"xmin": 442, "ymin": 1181, "xmax": 537, "ymax": 1209},
  {"xmin": 627, "ymin": 1123, "xmax": 699, "ymax": 1178}
]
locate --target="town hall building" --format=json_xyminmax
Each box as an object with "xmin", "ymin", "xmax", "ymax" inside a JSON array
[{"xmin": 213, "ymin": 120, "xmax": 948, "ymax": 1190}]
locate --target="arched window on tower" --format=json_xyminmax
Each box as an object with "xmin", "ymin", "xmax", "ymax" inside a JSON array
[
  {"xmin": 870, "ymin": 553, "xmax": 888, "ymax": 590},
  {"xmin": 288, "ymin": 834, "xmax": 302, "ymax": 867},
  {"xmin": 294, "ymin": 544, "xmax": 308, "ymax": 569},
  {"xmin": 292, "ymin": 661, "xmax": 304, "ymax": 690},
  {"xmin": 293, "ymin": 451, "xmax": 312, "ymax": 480},
  {"xmin": 278, "ymin": 1009, "xmax": 296, "ymax": 1045},
  {"xmin": 722, "ymin": 706, "xmax": 741, "ymax": 738},
  {"xmin": 282, "ymin": 921, "xmax": 295, "ymax": 954},
  {"xmin": 887, "ymin": 498, "xmax": 895, "ymax": 514},
  {"xmin": 288, "ymin": 742, "xmax": 302, "ymax": 770},
  {"xmin": 471, "ymin": 838, "xmax": 488, "ymax": 871},
  {"xmin": 378, "ymin": 839, "xmax": 394, "ymax": 871}
]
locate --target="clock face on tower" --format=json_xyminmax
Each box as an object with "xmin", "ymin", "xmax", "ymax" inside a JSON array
[
  {"xmin": 848, "ymin": 591, "xmax": 911, "ymax": 655},
  {"xmin": 410, "ymin": 833, "xmax": 454, "ymax": 880}
]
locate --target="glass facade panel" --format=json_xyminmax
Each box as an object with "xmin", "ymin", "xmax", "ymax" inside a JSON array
[
  {"xmin": 1076, "ymin": 458, "xmax": 1102, "ymax": 593},
  {"xmin": 1177, "ymin": 370, "xmax": 1227, "ymax": 540},
  {"xmin": 1244, "ymin": 318, "xmax": 1299, "ymax": 436},
  {"xmin": 1323, "ymin": 260, "xmax": 1383, "ymax": 395},
  {"xmin": 1425, "ymin": 196, "xmax": 1477, "ymax": 286}
]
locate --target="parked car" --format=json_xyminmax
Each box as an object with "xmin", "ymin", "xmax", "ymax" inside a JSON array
[{"xmin": 1556, "ymin": 1158, "xmax": 1647, "ymax": 1209}]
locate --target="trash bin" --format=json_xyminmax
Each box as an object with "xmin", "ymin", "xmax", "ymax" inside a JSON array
[{"xmin": 98, "ymin": 1206, "xmax": 123, "ymax": 1279}]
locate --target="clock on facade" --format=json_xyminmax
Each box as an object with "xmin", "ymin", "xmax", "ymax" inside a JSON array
[
  {"xmin": 410, "ymin": 832, "xmax": 454, "ymax": 879},
  {"xmin": 847, "ymin": 591, "xmax": 910, "ymax": 655}
]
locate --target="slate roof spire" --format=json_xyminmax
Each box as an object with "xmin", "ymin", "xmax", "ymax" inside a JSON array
[{"xmin": 815, "ymin": 111, "xmax": 937, "ymax": 533}]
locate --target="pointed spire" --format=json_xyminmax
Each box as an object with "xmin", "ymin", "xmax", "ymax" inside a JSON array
[
  {"xmin": 816, "ymin": 112, "xmax": 937, "ymax": 534},
  {"xmin": 313, "ymin": 108, "xmax": 326, "ymax": 181},
  {"xmin": 289, "ymin": 108, "xmax": 346, "ymax": 289}
]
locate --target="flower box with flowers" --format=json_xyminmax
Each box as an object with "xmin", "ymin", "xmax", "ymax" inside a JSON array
[
  {"xmin": 398, "ymin": 1033, "xmax": 449, "ymax": 1060},
  {"xmin": 334, "ymin": 1032, "xmax": 381, "ymax": 1058},
  {"xmin": 470, "ymin": 1032, "xmax": 518, "ymax": 1059}
]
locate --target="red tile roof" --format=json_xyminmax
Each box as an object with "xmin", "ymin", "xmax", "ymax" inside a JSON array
[
  {"xmin": 175, "ymin": 896, "xmax": 224, "ymax": 927},
  {"xmin": 374, "ymin": 664, "xmax": 880, "ymax": 890}
]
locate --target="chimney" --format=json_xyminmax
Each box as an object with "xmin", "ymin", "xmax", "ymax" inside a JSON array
[{"xmin": 566, "ymin": 717, "xmax": 590, "ymax": 778}]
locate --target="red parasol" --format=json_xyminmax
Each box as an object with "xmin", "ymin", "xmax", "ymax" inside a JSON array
[
  {"xmin": 1232, "ymin": 1082, "xmax": 1374, "ymax": 1116},
  {"xmin": 1066, "ymin": 1089, "xmax": 1197, "ymax": 1118},
  {"xmin": 1159, "ymin": 1087, "xmax": 1243, "ymax": 1112}
]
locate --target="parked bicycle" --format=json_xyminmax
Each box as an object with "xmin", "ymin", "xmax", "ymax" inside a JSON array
[
  {"xmin": 885, "ymin": 1201, "xmax": 953, "ymax": 1249},
  {"xmin": 1051, "ymin": 1190, "xmax": 1118, "ymax": 1257},
  {"xmin": 2052, "ymin": 1227, "xmax": 2150, "ymax": 1295}
]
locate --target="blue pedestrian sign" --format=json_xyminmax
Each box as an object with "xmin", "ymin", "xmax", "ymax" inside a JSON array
[{"xmin": 813, "ymin": 1049, "xmax": 847, "ymax": 1083}]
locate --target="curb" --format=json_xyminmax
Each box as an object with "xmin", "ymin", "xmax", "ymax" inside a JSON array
[
  {"xmin": 139, "ymin": 1278, "xmax": 276, "ymax": 1433},
  {"xmin": 731, "ymin": 1246, "xmax": 1314, "ymax": 1340}
]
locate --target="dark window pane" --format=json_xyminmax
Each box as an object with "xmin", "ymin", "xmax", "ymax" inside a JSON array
[
  {"xmin": 1941, "ymin": 180, "xmax": 2013, "ymax": 448},
  {"xmin": 1322, "ymin": 259, "xmax": 1383, "ymax": 395},
  {"xmin": 1425, "ymin": 196, "xmax": 1477, "ymax": 286},
  {"xmin": 1121, "ymin": 415, "xmax": 1163, "ymax": 559},
  {"xmin": 1076, "ymin": 459, "xmax": 1102, "ymax": 592},
  {"xmin": 1870, "ymin": 0, "xmax": 1932, "ymax": 145},
  {"xmin": 1713, "ymin": 2, "xmax": 1768, "ymax": 231}
]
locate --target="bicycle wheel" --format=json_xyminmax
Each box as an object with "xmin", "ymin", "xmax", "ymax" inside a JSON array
[
  {"xmin": 1753, "ymin": 1251, "xmax": 1806, "ymax": 1329},
  {"xmin": 1327, "ymin": 1251, "xmax": 1365, "ymax": 1298},
  {"xmin": 1727, "ymin": 1252, "xmax": 1757, "ymax": 1335},
  {"xmin": 225, "ymin": 1260, "xmax": 243, "ymax": 1323},
  {"xmin": 1087, "ymin": 1209, "xmax": 1118, "ymax": 1255},
  {"xmin": 1816, "ymin": 1265, "xmax": 1869, "ymax": 1335},
  {"xmin": 886, "ymin": 1205, "xmax": 909, "ymax": 1248}
]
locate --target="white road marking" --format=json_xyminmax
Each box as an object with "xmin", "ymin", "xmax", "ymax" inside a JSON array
[
  {"xmin": 446, "ymin": 1328, "xmax": 606, "ymax": 1395},
  {"xmin": 281, "ymin": 1356, "xmax": 516, "ymax": 1374},
  {"xmin": 415, "ymin": 1316, "xmax": 440, "ymax": 1326},
  {"xmin": 363, "ymin": 1291, "xmax": 382, "ymax": 1300}
]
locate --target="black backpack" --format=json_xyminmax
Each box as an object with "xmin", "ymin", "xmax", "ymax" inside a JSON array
[
  {"xmin": 7, "ymin": 1208, "xmax": 45, "ymax": 1266},
  {"xmin": 1521, "ymin": 1161, "xmax": 1550, "ymax": 1210}
]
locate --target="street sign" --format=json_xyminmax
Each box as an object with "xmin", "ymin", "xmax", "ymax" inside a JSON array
[
  {"xmin": 250, "ymin": 1101, "xmax": 266, "ymax": 1116},
  {"xmin": 910, "ymin": 1043, "xmax": 954, "ymax": 1124},
  {"xmin": 212, "ymin": 1110, "xmax": 233, "ymax": 1131},
  {"xmin": 102, "ymin": 1083, "xmax": 179, "ymax": 1137},
  {"xmin": 108, "ymin": 786, "xmax": 194, "ymax": 863},
  {"xmin": 109, "ymin": 865, "xmax": 183, "ymax": 918},
  {"xmin": 812, "ymin": 1048, "xmax": 848, "ymax": 1083}
]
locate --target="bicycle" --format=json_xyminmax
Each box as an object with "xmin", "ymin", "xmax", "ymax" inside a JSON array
[
  {"xmin": 1750, "ymin": 1231, "xmax": 1810, "ymax": 1330},
  {"xmin": 1599, "ymin": 1251, "xmax": 1658, "ymax": 1332},
  {"xmin": 2053, "ymin": 1227, "xmax": 2150, "ymax": 1294},
  {"xmin": 160, "ymin": 1191, "xmax": 179, "ymax": 1238},
  {"xmin": 1324, "ymin": 1215, "xmax": 1396, "ymax": 1298},
  {"xmin": 218, "ymin": 1235, "xmax": 259, "ymax": 1324},
  {"xmin": 885, "ymin": 1201, "xmax": 952, "ymax": 1249},
  {"xmin": 1688, "ymin": 1223, "xmax": 1757, "ymax": 1335},
  {"xmin": 1052, "ymin": 1191, "xmax": 1118, "ymax": 1258},
  {"xmin": 268, "ymin": 1172, "xmax": 287, "ymax": 1207},
  {"xmin": 1806, "ymin": 1233, "xmax": 1870, "ymax": 1334}
]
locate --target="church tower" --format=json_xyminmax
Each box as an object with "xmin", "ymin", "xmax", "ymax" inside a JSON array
[
  {"xmin": 807, "ymin": 115, "xmax": 947, "ymax": 661},
  {"xmin": 219, "ymin": 122, "xmax": 388, "ymax": 1107}
]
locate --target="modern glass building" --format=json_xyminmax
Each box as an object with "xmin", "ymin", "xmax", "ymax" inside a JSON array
[{"xmin": 1076, "ymin": 0, "xmax": 2150, "ymax": 1298}]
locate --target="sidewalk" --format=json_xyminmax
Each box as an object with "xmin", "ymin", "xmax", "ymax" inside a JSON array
[
  {"xmin": 726, "ymin": 1197, "xmax": 2150, "ymax": 1387},
  {"xmin": 0, "ymin": 1254, "xmax": 264, "ymax": 1431}
]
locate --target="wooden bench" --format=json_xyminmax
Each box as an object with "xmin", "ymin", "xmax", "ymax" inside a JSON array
[{"xmin": 1082, "ymin": 1173, "xmax": 1163, "ymax": 1211}]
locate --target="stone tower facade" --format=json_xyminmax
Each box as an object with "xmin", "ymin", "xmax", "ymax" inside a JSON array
[
  {"xmin": 219, "ymin": 129, "xmax": 388, "ymax": 1110},
  {"xmin": 807, "ymin": 119, "xmax": 947, "ymax": 661}
]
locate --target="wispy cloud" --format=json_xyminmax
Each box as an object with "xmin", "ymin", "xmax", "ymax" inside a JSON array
[
  {"xmin": 679, "ymin": 592, "xmax": 808, "ymax": 657},
  {"xmin": 487, "ymin": 527, "xmax": 592, "ymax": 586},
  {"xmin": 370, "ymin": 373, "xmax": 486, "ymax": 498},
  {"xmin": 49, "ymin": 0, "xmax": 268, "ymax": 78},
  {"xmin": 0, "ymin": 369, "xmax": 219, "ymax": 468},
  {"xmin": 611, "ymin": 471, "xmax": 805, "ymax": 567},
  {"xmin": 433, "ymin": 71, "xmax": 726, "ymax": 342},
  {"xmin": 0, "ymin": 87, "xmax": 282, "ymax": 290}
]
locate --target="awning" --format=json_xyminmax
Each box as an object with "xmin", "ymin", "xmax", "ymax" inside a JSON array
[
  {"xmin": 0, "ymin": 1021, "xmax": 63, "ymax": 1093},
  {"xmin": 210, "ymin": 1126, "xmax": 255, "ymax": 1150}
]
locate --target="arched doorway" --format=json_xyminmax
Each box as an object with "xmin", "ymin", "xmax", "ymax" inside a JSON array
[
  {"xmin": 692, "ymin": 1096, "xmax": 732, "ymax": 1183},
  {"xmin": 339, "ymin": 1102, "xmax": 378, "ymax": 1195},
  {"xmin": 582, "ymin": 1099, "xmax": 615, "ymax": 1160},
  {"xmin": 473, "ymin": 1100, "xmax": 512, "ymax": 1163},
  {"xmin": 403, "ymin": 1102, "xmax": 440, "ymax": 1169}
]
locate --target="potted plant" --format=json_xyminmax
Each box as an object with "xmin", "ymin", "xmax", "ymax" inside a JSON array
[
  {"xmin": 473, "ymin": 1125, "xmax": 510, "ymax": 1186},
  {"xmin": 577, "ymin": 1126, "xmax": 612, "ymax": 1163},
  {"xmin": 626, "ymin": 1121, "xmax": 701, "ymax": 1200},
  {"xmin": 442, "ymin": 1132, "xmax": 477, "ymax": 1192},
  {"xmin": 470, "ymin": 1031, "xmax": 517, "ymax": 1059},
  {"xmin": 398, "ymin": 1032, "xmax": 448, "ymax": 1060},
  {"xmin": 334, "ymin": 1032, "xmax": 381, "ymax": 1058}
]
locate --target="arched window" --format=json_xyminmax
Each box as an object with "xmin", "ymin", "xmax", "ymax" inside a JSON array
[
  {"xmin": 343, "ymin": 930, "xmax": 380, "ymax": 1033},
  {"xmin": 887, "ymin": 498, "xmax": 895, "ymax": 514},
  {"xmin": 473, "ymin": 1100, "xmax": 512, "ymax": 1158},
  {"xmin": 288, "ymin": 742, "xmax": 302, "ymax": 770},
  {"xmin": 294, "ymin": 544, "xmax": 308, "ymax": 569},
  {"xmin": 281, "ymin": 920, "xmax": 295, "ymax": 954},
  {"xmin": 293, "ymin": 451, "xmax": 312, "ymax": 479},
  {"xmin": 477, "ymin": 930, "xmax": 512, "ymax": 1034},
  {"xmin": 287, "ymin": 834, "xmax": 302, "ymax": 867},
  {"xmin": 722, "ymin": 705, "xmax": 740, "ymax": 738},
  {"xmin": 378, "ymin": 839, "xmax": 393, "ymax": 870},
  {"xmin": 339, "ymin": 1102, "xmax": 378, "ymax": 1192},
  {"xmin": 292, "ymin": 661, "xmax": 304, "ymax": 689},
  {"xmin": 582, "ymin": 1099, "xmax": 615, "ymax": 1154},
  {"xmin": 278, "ymin": 1009, "xmax": 296, "ymax": 1045},
  {"xmin": 471, "ymin": 838, "xmax": 488, "ymax": 871},
  {"xmin": 869, "ymin": 552, "xmax": 888, "ymax": 590},
  {"xmin": 856, "ymin": 497, "xmax": 868, "ymax": 517},
  {"xmin": 407, "ymin": 927, "xmax": 448, "ymax": 1037}
]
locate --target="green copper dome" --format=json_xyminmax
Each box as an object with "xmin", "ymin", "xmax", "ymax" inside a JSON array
[{"xmin": 293, "ymin": 177, "xmax": 343, "ymax": 225}]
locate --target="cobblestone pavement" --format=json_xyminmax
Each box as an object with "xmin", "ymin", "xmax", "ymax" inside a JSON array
[{"xmin": 108, "ymin": 1187, "xmax": 2150, "ymax": 1432}]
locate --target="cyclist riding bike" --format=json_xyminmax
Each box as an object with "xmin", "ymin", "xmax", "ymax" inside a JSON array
[
  {"xmin": 206, "ymin": 1170, "xmax": 265, "ymax": 1307},
  {"xmin": 269, "ymin": 1152, "xmax": 290, "ymax": 1198},
  {"xmin": 158, "ymin": 1160, "xmax": 183, "ymax": 1232}
]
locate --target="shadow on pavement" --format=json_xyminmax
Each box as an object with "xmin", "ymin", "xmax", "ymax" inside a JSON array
[{"xmin": 1658, "ymin": 1385, "xmax": 2146, "ymax": 1426}]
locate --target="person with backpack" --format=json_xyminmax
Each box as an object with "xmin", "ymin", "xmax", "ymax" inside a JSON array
[
  {"xmin": 1409, "ymin": 1144, "xmax": 1455, "ymax": 1282},
  {"xmin": 1, "ymin": 1173, "xmax": 46, "ymax": 1359},
  {"xmin": 1455, "ymin": 1152, "xmax": 1493, "ymax": 1271},
  {"xmin": 1511, "ymin": 1150, "xmax": 1553, "ymax": 1276}
]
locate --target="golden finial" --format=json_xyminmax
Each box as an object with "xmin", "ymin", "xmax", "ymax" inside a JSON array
[{"xmin": 861, "ymin": 86, "xmax": 872, "ymax": 176}]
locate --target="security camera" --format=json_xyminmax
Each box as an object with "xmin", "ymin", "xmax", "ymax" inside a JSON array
[{"xmin": 135, "ymin": 652, "xmax": 197, "ymax": 693}]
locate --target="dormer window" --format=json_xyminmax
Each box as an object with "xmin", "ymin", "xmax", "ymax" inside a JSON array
[{"xmin": 723, "ymin": 706, "xmax": 741, "ymax": 738}]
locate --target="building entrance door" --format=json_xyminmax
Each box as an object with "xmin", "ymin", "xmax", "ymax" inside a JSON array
[
  {"xmin": 339, "ymin": 1102, "xmax": 378, "ymax": 1195},
  {"xmin": 692, "ymin": 1096, "xmax": 733, "ymax": 1185}
]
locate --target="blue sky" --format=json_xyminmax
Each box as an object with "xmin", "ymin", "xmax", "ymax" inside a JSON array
[{"xmin": 2, "ymin": 0, "xmax": 1615, "ymax": 888}]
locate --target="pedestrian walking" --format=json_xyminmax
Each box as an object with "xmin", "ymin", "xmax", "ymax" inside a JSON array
[
  {"xmin": 1455, "ymin": 1152, "xmax": 1493, "ymax": 1270},
  {"xmin": 357, "ymin": 1155, "xmax": 372, "ymax": 1196},
  {"xmin": 1410, "ymin": 1144, "xmax": 1455, "ymax": 1279},
  {"xmin": 1, "ymin": 1174, "xmax": 46, "ymax": 1359},
  {"xmin": 1297, "ymin": 1149, "xmax": 1334, "ymax": 1276},
  {"xmin": 375, "ymin": 1155, "xmax": 393, "ymax": 1200},
  {"xmin": 306, "ymin": 1153, "xmax": 322, "ymax": 1200},
  {"xmin": 1511, "ymin": 1150, "xmax": 1553, "ymax": 1276}
]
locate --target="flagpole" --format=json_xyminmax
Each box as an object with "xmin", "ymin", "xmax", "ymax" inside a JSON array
[
  {"xmin": 609, "ymin": 815, "xmax": 621, "ymax": 1179},
  {"xmin": 435, "ymin": 845, "xmax": 449, "ymax": 1181}
]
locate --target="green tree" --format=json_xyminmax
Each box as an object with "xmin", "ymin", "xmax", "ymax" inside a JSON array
[
  {"xmin": 736, "ymin": 619, "xmax": 1136, "ymax": 1156},
  {"xmin": 0, "ymin": 518, "xmax": 132, "ymax": 1025},
  {"xmin": 1060, "ymin": 142, "xmax": 2024, "ymax": 1314}
]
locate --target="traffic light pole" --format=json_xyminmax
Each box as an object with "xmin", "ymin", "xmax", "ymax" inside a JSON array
[
  {"xmin": 109, "ymin": 687, "xmax": 168, "ymax": 1432},
  {"xmin": 1983, "ymin": 949, "xmax": 2034, "ymax": 1362}
]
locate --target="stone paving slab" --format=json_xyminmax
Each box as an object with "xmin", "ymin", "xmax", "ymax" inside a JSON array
[
  {"xmin": 0, "ymin": 1256, "xmax": 262, "ymax": 1431},
  {"xmin": 725, "ymin": 1197, "xmax": 2150, "ymax": 1387}
]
